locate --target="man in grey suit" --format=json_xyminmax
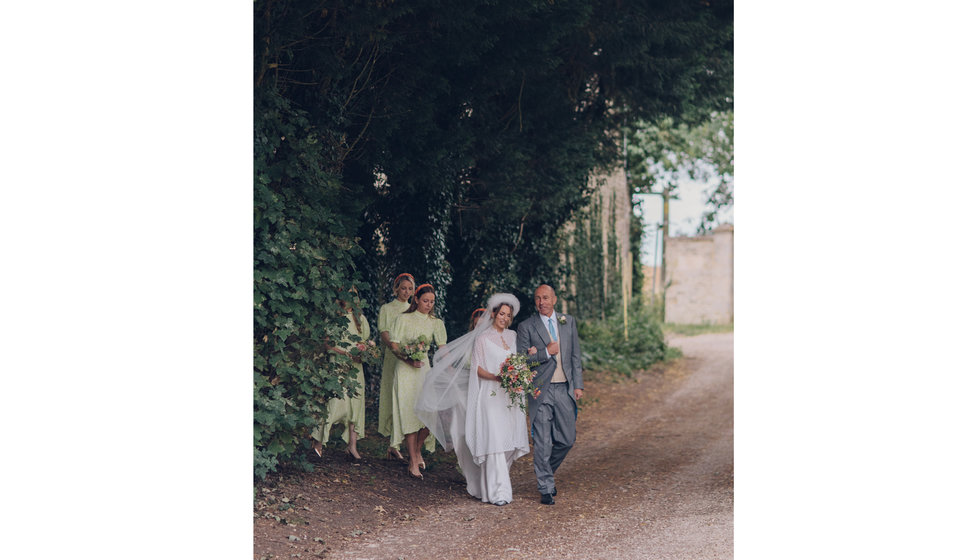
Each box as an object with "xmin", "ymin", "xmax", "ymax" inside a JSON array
[{"xmin": 515, "ymin": 284, "xmax": 584, "ymax": 505}]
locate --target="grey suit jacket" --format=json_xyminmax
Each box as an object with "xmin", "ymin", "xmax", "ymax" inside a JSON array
[{"xmin": 515, "ymin": 313, "xmax": 583, "ymax": 422}]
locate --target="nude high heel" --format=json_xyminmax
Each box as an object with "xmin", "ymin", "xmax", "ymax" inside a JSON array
[{"xmin": 387, "ymin": 448, "xmax": 406, "ymax": 462}]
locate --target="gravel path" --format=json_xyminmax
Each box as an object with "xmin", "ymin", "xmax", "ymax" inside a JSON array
[{"xmin": 331, "ymin": 331, "xmax": 734, "ymax": 560}]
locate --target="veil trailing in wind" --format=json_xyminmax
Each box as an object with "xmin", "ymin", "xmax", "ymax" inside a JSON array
[{"xmin": 414, "ymin": 293, "xmax": 521, "ymax": 455}]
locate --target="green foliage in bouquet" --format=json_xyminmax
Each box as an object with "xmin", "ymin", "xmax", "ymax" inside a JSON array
[
  {"xmin": 497, "ymin": 353, "xmax": 541, "ymax": 413},
  {"xmin": 398, "ymin": 335, "xmax": 431, "ymax": 362},
  {"xmin": 349, "ymin": 339, "xmax": 383, "ymax": 368}
]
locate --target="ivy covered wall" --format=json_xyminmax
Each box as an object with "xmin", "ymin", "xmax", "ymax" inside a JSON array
[{"xmin": 562, "ymin": 165, "xmax": 633, "ymax": 322}]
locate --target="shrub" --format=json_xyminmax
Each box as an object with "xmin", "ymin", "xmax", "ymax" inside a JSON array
[{"xmin": 579, "ymin": 299, "xmax": 668, "ymax": 377}]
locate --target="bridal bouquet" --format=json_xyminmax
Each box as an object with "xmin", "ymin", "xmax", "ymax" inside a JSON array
[
  {"xmin": 349, "ymin": 339, "xmax": 382, "ymax": 367},
  {"xmin": 498, "ymin": 353, "xmax": 541, "ymax": 413},
  {"xmin": 399, "ymin": 334, "xmax": 431, "ymax": 362}
]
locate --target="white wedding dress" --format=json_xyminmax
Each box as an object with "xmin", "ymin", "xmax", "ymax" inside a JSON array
[
  {"xmin": 414, "ymin": 294, "xmax": 529, "ymax": 506},
  {"xmin": 459, "ymin": 328, "xmax": 530, "ymax": 504}
]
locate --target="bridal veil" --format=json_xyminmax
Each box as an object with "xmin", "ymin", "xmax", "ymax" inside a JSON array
[{"xmin": 414, "ymin": 293, "xmax": 521, "ymax": 455}]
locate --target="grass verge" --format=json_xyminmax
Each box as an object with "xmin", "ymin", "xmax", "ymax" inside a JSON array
[{"xmin": 663, "ymin": 322, "xmax": 733, "ymax": 336}]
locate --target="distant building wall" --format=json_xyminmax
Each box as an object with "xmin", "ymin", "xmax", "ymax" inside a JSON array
[
  {"xmin": 664, "ymin": 224, "xmax": 733, "ymax": 324},
  {"xmin": 641, "ymin": 265, "xmax": 663, "ymax": 303}
]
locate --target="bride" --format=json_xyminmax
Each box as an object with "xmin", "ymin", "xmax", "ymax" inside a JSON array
[{"xmin": 415, "ymin": 293, "xmax": 532, "ymax": 505}]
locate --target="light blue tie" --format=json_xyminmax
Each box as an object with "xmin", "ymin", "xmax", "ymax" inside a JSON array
[{"xmin": 548, "ymin": 318, "xmax": 557, "ymax": 341}]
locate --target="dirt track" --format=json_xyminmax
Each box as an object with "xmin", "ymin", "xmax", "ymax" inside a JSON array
[{"xmin": 309, "ymin": 331, "xmax": 734, "ymax": 559}]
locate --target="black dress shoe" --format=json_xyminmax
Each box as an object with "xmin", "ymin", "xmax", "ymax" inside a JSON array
[
  {"xmin": 540, "ymin": 493, "xmax": 555, "ymax": 505},
  {"xmin": 552, "ymin": 488, "xmax": 557, "ymax": 497}
]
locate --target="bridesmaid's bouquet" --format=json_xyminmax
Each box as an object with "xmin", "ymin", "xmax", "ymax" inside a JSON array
[
  {"xmin": 498, "ymin": 353, "xmax": 541, "ymax": 413},
  {"xmin": 350, "ymin": 339, "xmax": 382, "ymax": 367},
  {"xmin": 399, "ymin": 334, "xmax": 431, "ymax": 362}
]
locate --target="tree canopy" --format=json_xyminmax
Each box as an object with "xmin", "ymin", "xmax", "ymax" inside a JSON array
[{"xmin": 626, "ymin": 110, "xmax": 734, "ymax": 234}]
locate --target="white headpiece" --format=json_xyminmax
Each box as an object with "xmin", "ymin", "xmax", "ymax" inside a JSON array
[{"xmin": 484, "ymin": 293, "xmax": 520, "ymax": 319}]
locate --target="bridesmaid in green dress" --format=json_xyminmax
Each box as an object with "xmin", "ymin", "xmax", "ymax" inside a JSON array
[
  {"xmin": 389, "ymin": 283, "xmax": 447, "ymax": 478},
  {"xmin": 311, "ymin": 300, "xmax": 370, "ymax": 461},
  {"xmin": 377, "ymin": 272, "xmax": 415, "ymax": 462}
]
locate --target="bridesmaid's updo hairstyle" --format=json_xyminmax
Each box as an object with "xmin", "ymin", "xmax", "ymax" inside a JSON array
[
  {"xmin": 491, "ymin": 302, "xmax": 515, "ymax": 328},
  {"xmin": 468, "ymin": 308, "xmax": 486, "ymax": 331},
  {"xmin": 392, "ymin": 272, "xmax": 415, "ymax": 294},
  {"xmin": 404, "ymin": 283, "xmax": 437, "ymax": 317}
]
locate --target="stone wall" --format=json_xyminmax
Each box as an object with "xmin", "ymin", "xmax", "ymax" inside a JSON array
[
  {"xmin": 641, "ymin": 265, "xmax": 663, "ymax": 303},
  {"xmin": 663, "ymin": 224, "xmax": 733, "ymax": 324}
]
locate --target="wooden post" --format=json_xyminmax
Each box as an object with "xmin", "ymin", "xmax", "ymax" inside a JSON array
[
  {"xmin": 624, "ymin": 250, "xmax": 631, "ymax": 340},
  {"xmin": 660, "ymin": 187, "xmax": 670, "ymax": 322}
]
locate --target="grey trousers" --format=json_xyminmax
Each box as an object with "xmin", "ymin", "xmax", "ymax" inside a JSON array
[{"xmin": 531, "ymin": 382, "xmax": 577, "ymax": 495}]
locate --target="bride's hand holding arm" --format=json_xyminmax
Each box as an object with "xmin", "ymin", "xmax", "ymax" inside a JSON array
[{"xmin": 477, "ymin": 365, "xmax": 502, "ymax": 383}]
